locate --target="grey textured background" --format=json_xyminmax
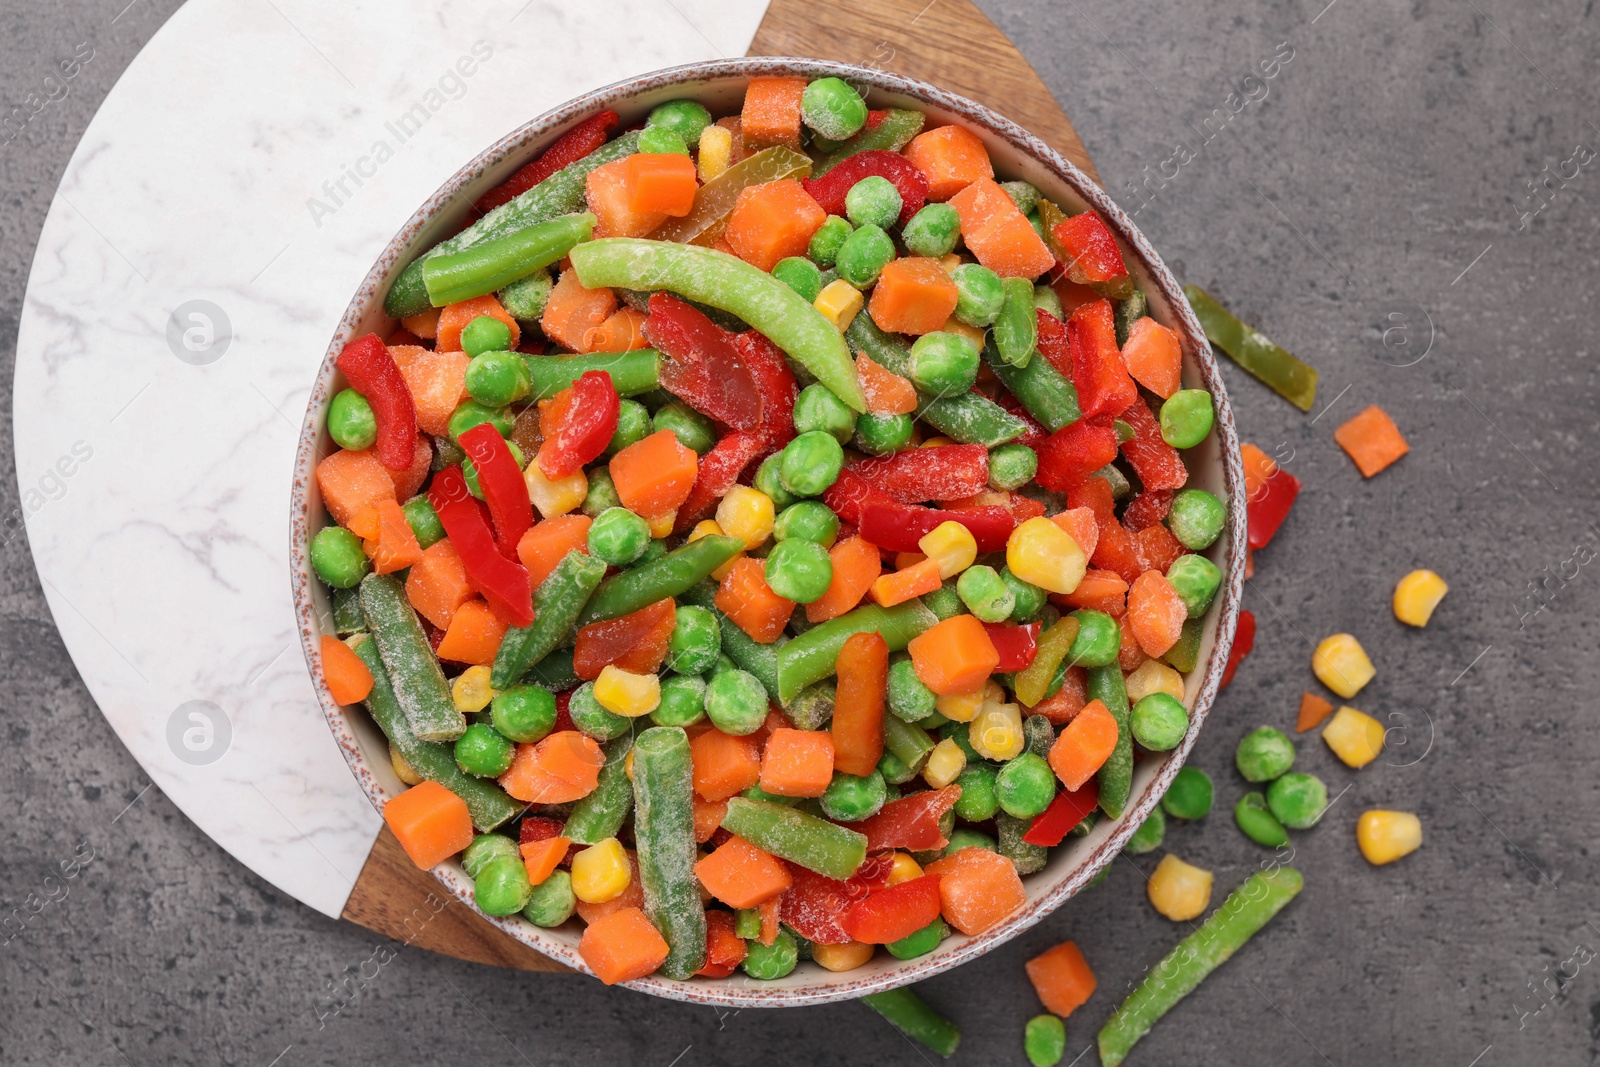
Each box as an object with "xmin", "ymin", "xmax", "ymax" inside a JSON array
[{"xmin": 3, "ymin": 0, "xmax": 1597, "ymax": 1064}]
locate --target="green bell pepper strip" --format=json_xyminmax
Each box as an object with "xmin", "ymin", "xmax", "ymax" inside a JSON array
[
  {"xmin": 983, "ymin": 337, "xmax": 1082, "ymax": 432},
  {"xmin": 525, "ymin": 349, "xmax": 661, "ymax": 401},
  {"xmin": 359, "ymin": 574, "xmax": 465, "ymax": 742},
  {"xmin": 812, "ymin": 109, "xmax": 926, "ymax": 177},
  {"xmin": 1097, "ymin": 868, "xmax": 1304, "ymax": 1067},
  {"xmin": 776, "ymin": 599, "xmax": 938, "ymax": 704},
  {"xmin": 1184, "ymin": 285, "xmax": 1319, "ymax": 412},
  {"xmin": 352, "ymin": 636, "xmax": 520, "ymax": 831},
  {"xmin": 860, "ymin": 987, "xmax": 961, "ymax": 1058},
  {"xmin": 521, "ymin": 646, "xmax": 579, "ymax": 691},
  {"xmin": 568, "ymin": 238, "xmax": 867, "ymax": 412},
  {"xmin": 490, "ymin": 550, "xmax": 608, "ymax": 689},
  {"xmin": 385, "ymin": 130, "xmax": 641, "ymax": 318},
  {"xmin": 720, "ymin": 797, "xmax": 867, "ymax": 880},
  {"xmin": 1013, "ymin": 617, "xmax": 1078, "ymax": 707},
  {"xmin": 883, "ymin": 715, "xmax": 937, "ymax": 773},
  {"xmin": 631, "ymin": 727, "xmax": 707, "ymax": 980},
  {"xmin": 1087, "ymin": 665, "xmax": 1133, "ymax": 818},
  {"xmin": 562, "ymin": 733, "xmax": 635, "ymax": 845},
  {"xmin": 577, "ymin": 534, "xmax": 745, "ymax": 626},
  {"xmin": 421, "ymin": 213, "xmax": 595, "ymax": 307},
  {"xmin": 679, "ymin": 580, "xmax": 784, "ymax": 702},
  {"xmin": 1161, "ymin": 617, "xmax": 1203, "ymax": 673}
]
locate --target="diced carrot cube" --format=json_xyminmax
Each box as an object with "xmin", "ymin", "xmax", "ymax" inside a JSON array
[
  {"xmin": 856, "ymin": 353, "xmax": 919, "ymax": 416},
  {"xmin": 401, "ymin": 307, "xmax": 440, "ymax": 340},
  {"xmin": 624, "ymin": 152, "xmax": 699, "ymax": 216},
  {"xmin": 806, "ymin": 536, "xmax": 883, "ymax": 623},
  {"xmin": 832, "ymin": 631, "xmax": 888, "ymax": 777},
  {"xmin": 1120, "ymin": 317, "xmax": 1183, "ymax": 399},
  {"xmin": 578, "ymin": 906, "xmax": 670, "ymax": 985},
  {"xmin": 690, "ymin": 728, "xmax": 762, "ymax": 802},
  {"xmin": 389, "ymin": 345, "xmax": 470, "ymax": 437},
  {"xmin": 1126, "ymin": 570, "xmax": 1187, "ymax": 658},
  {"xmin": 499, "ymin": 731, "xmax": 603, "ymax": 804},
  {"xmin": 580, "ymin": 306, "xmax": 648, "ymax": 354},
  {"xmin": 515, "ymin": 515, "xmax": 592, "ymax": 591},
  {"xmin": 1240, "ymin": 443, "xmax": 1278, "ymax": 499},
  {"xmin": 759, "ymin": 727, "xmax": 836, "ymax": 798},
  {"xmin": 740, "ymin": 76, "xmax": 807, "ymax": 149},
  {"xmin": 573, "ymin": 851, "xmax": 643, "ymax": 925},
  {"xmin": 437, "ymin": 294, "xmax": 519, "ymax": 353},
  {"xmin": 903, "ymin": 124, "xmax": 995, "ymax": 201},
  {"xmin": 521, "ymin": 835, "xmax": 570, "ymax": 886},
  {"xmin": 316, "ymin": 448, "xmax": 398, "ymax": 529},
  {"xmin": 715, "ymin": 557, "xmax": 795, "ymax": 644},
  {"xmin": 1058, "ymin": 568, "xmax": 1128, "ymax": 616},
  {"xmin": 1296, "ymin": 691, "xmax": 1336, "ymax": 733},
  {"xmin": 1334, "ymin": 405, "xmax": 1409, "ymax": 477},
  {"xmin": 1048, "ymin": 698, "xmax": 1117, "ymax": 790},
  {"xmin": 907, "ymin": 614, "xmax": 1000, "ymax": 695},
  {"xmin": 947, "ymin": 178, "xmax": 1055, "ymax": 279},
  {"xmin": 692, "ymin": 796, "xmax": 729, "ymax": 842},
  {"xmin": 724, "ymin": 179, "xmax": 827, "ymax": 273},
  {"xmin": 694, "ymin": 836, "xmax": 793, "ymax": 908},
  {"xmin": 320, "ymin": 634, "xmax": 373, "ymax": 705},
  {"xmin": 434, "ymin": 599, "xmax": 507, "ymax": 666},
  {"xmin": 869, "ymin": 557, "xmax": 943, "ymax": 607},
  {"xmin": 868, "ymin": 257, "xmax": 962, "ymax": 336},
  {"xmin": 387, "ymin": 433, "xmax": 432, "ymax": 502},
  {"xmin": 1051, "ymin": 506, "xmax": 1100, "ymax": 559},
  {"xmin": 923, "ymin": 845, "xmax": 1026, "ymax": 935},
  {"xmin": 585, "ymin": 158, "xmax": 668, "ymax": 238},
  {"xmin": 609, "ymin": 429, "xmax": 698, "ymax": 518},
  {"xmin": 383, "ymin": 781, "xmax": 473, "ymax": 870},
  {"xmin": 362, "ymin": 498, "xmax": 423, "ymax": 575},
  {"xmin": 541, "ymin": 269, "xmax": 618, "ymax": 352},
  {"xmin": 1025, "ymin": 940, "xmax": 1098, "ymax": 1018}
]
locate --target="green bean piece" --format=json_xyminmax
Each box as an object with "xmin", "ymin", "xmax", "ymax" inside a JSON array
[
  {"xmin": 1236, "ymin": 726, "xmax": 1296, "ymax": 782},
  {"xmin": 987, "ymin": 444, "xmax": 1038, "ymax": 492},
  {"xmin": 1088, "ymin": 665, "xmax": 1133, "ymax": 818},
  {"xmin": 1162, "ymin": 766, "xmax": 1214, "ymax": 820},
  {"xmin": 1233, "ymin": 791, "xmax": 1289, "ymax": 847},
  {"xmin": 812, "ymin": 109, "xmax": 925, "ymax": 175},
  {"xmin": 878, "ymin": 748, "xmax": 917, "ymax": 785},
  {"xmin": 1022, "ymin": 714, "xmax": 1055, "ymax": 760},
  {"xmin": 521, "ymin": 646, "xmax": 579, "ymax": 692},
  {"xmin": 522, "ymin": 870, "xmax": 576, "ymax": 927},
  {"xmin": 328, "ymin": 388, "xmax": 377, "ymax": 450},
  {"xmin": 860, "ymin": 987, "xmax": 961, "ymax": 1058},
  {"xmin": 423, "ymin": 213, "xmax": 595, "ymax": 307},
  {"xmin": 992, "ymin": 277, "xmax": 1039, "ymax": 367},
  {"xmin": 311, "ymin": 527, "xmax": 370, "ymax": 590},
  {"xmin": 631, "ymin": 727, "xmax": 707, "ymax": 979},
  {"xmin": 720, "ymin": 797, "xmax": 867, "ymax": 880},
  {"xmin": 1095, "ymin": 462, "xmax": 1132, "ymax": 500},
  {"xmin": 525, "ymin": 348, "xmax": 660, "ymax": 400},
  {"xmin": 1183, "ymin": 285, "xmax": 1318, "ymax": 412},
  {"xmin": 498, "ymin": 267, "xmax": 552, "ymax": 323},
  {"xmin": 996, "ymin": 812, "xmax": 1048, "ymax": 875},
  {"xmin": 1032, "ymin": 283, "xmax": 1063, "ymax": 320},
  {"xmin": 785, "ymin": 680, "xmax": 836, "ymax": 731},
  {"xmin": 563, "ymin": 734, "xmax": 635, "ymax": 845},
  {"xmin": 1114, "ymin": 289, "xmax": 1148, "ymax": 347},
  {"xmin": 1097, "ymin": 868, "xmax": 1304, "ymax": 1066},
  {"xmin": 359, "ymin": 574, "xmax": 464, "ymax": 741},
  {"xmin": 775, "ymin": 599, "xmax": 937, "ymax": 703},
  {"xmin": 577, "ymin": 535, "xmax": 744, "ymax": 625},
  {"xmin": 883, "ymin": 715, "xmax": 937, "ymax": 775},
  {"xmin": 985, "ymin": 338, "xmax": 1082, "ymax": 432},
  {"xmin": 1124, "ymin": 805, "xmax": 1167, "ymax": 854},
  {"xmin": 330, "ymin": 586, "xmax": 365, "ymax": 635},
  {"xmin": 491, "ymin": 550, "xmax": 608, "ymax": 688},
  {"xmin": 678, "ymin": 580, "xmax": 784, "ymax": 702}
]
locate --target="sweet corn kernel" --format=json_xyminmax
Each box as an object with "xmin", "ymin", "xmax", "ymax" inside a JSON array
[
  {"xmin": 1124, "ymin": 659, "xmax": 1185, "ymax": 704},
  {"xmin": 919, "ymin": 520, "xmax": 978, "ymax": 579},
  {"xmin": 924, "ymin": 737, "xmax": 968, "ymax": 788},
  {"xmin": 646, "ymin": 509, "xmax": 677, "ymax": 539},
  {"xmin": 1322, "ymin": 705, "xmax": 1385, "ymax": 768},
  {"xmin": 813, "ymin": 940, "xmax": 876, "ymax": 971},
  {"xmin": 1356, "ymin": 810, "xmax": 1423, "ymax": 865},
  {"xmin": 1311, "ymin": 633, "xmax": 1375, "ymax": 698},
  {"xmin": 698, "ymin": 124, "xmax": 733, "ymax": 181},
  {"xmin": 593, "ymin": 665, "xmax": 661, "ymax": 717},
  {"xmin": 716, "ymin": 485, "xmax": 775, "ymax": 550},
  {"xmin": 689, "ymin": 519, "xmax": 745, "ymax": 580},
  {"xmin": 1393, "ymin": 569, "xmax": 1448, "ymax": 628},
  {"xmin": 390, "ymin": 743, "xmax": 422, "ymax": 786},
  {"xmin": 450, "ymin": 665, "xmax": 495, "ymax": 714},
  {"xmin": 814, "ymin": 278, "xmax": 864, "ymax": 332},
  {"xmin": 1147, "ymin": 854, "xmax": 1213, "ymax": 921},
  {"xmin": 935, "ymin": 679, "xmax": 1002, "ymax": 723},
  {"xmin": 920, "ymin": 436, "xmax": 957, "ymax": 448},
  {"xmin": 887, "ymin": 852, "xmax": 924, "ymax": 886},
  {"xmin": 939, "ymin": 254, "xmax": 963, "ymax": 274},
  {"xmin": 1007, "ymin": 516, "xmax": 1089, "ymax": 595},
  {"xmin": 969, "ymin": 701, "xmax": 1024, "ymax": 762},
  {"xmin": 941, "ymin": 316, "xmax": 987, "ymax": 351},
  {"xmin": 625, "ymin": 748, "xmax": 635, "ymax": 781},
  {"xmin": 525, "ymin": 461, "xmax": 587, "ymax": 518},
  {"xmin": 570, "ymin": 837, "xmax": 632, "ymax": 903}
]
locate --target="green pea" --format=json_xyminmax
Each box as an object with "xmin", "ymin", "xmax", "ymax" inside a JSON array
[
  {"xmin": 567, "ymin": 681, "xmax": 631, "ymax": 741},
  {"xmin": 764, "ymin": 538, "xmax": 833, "ymax": 603},
  {"xmin": 1234, "ymin": 790, "xmax": 1290, "ymax": 847},
  {"xmin": 309, "ymin": 526, "xmax": 370, "ymax": 589},
  {"xmin": 773, "ymin": 256, "xmax": 824, "ymax": 303},
  {"xmin": 1032, "ymin": 283, "xmax": 1063, "ymax": 320},
  {"xmin": 667, "ymin": 605, "xmax": 721, "ymax": 675},
  {"xmin": 1024, "ymin": 1013, "xmax": 1067, "ymax": 1067},
  {"xmin": 461, "ymin": 314, "xmax": 514, "ymax": 358},
  {"xmin": 461, "ymin": 833, "xmax": 519, "ymax": 878},
  {"xmin": 986, "ymin": 444, "xmax": 1037, "ymax": 491},
  {"xmin": 901, "ymin": 202, "xmax": 961, "ymax": 258},
  {"xmin": 1002, "ymin": 566, "xmax": 1048, "ymax": 623},
  {"xmin": 845, "ymin": 175, "xmax": 902, "ymax": 230},
  {"xmin": 605, "ymin": 399, "xmax": 651, "ymax": 458},
  {"xmin": 887, "ymin": 656, "xmax": 937, "ymax": 722},
  {"xmin": 490, "ymin": 684, "xmax": 557, "ymax": 744},
  {"xmin": 447, "ymin": 399, "xmax": 513, "ymax": 441},
  {"xmin": 402, "ymin": 496, "xmax": 445, "ymax": 549},
  {"xmin": 713, "ymin": 653, "xmax": 738, "ymax": 677},
  {"xmin": 951, "ymin": 263, "xmax": 1006, "ymax": 326},
  {"xmin": 955, "ymin": 565, "xmax": 1014, "ymax": 623},
  {"xmin": 1066, "ymin": 609, "xmax": 1121, "ymax": 667},
  {"xmin": 742, "ymin": 928, "xmax": 799, "ymax": 980},
  {"xmin": 705, "ymin": 669, "xmax": 767, "ymax": 736},
  {"xmin": 922, "ymin": 579, "xmax": 964, "ymax": 621},
  {"xmin": 1167, "ymin": 489, "xmax": 1226, "ymax": 551},
  {"xmin": 774, "ymin": 501, "xmax": 840, "ymax": 547},
  {"xmin": 878, "ymin": 748, "xmax": 916, "ymax": 785},
  {"xmin": 653, "ymin": 402, "xmax": 717, "ymax": 454},
  {"xmin": 820, "ymin": 771, "xmax": 888, "ymax": 822},
  {"xmin": 1124, "ymin": 805, "xmax": 1166, "ymax": 854},
  {"xmin": 652, "ymin": 673, "xmax": 708, "ymax": 727},
  {"xmin": 909, "ymin": 331, "xmax": 979, "ymax": 395},
  {"xmin": 327, "ymin": 388, "xmax": 377, "ymax": 450},
  {"xmin": 835, "ymin": 223, "xmax": 896, "ymax": 288},
  {"xmin": 582, "ymin": 467, "xmax": 622, "ymax": 517},
  {"xmin": 462, "ymin": 439, "xmax": 525, "ymax": 499},
  {"xmin": 886, "ymin": 917, "xmax": 949, "ymax": 960},
  {"xmin": 1160, "ymin": 389, "xmax": 1215, "ymax": 448},
  {"xmin": 754, "ymin": 453, "xmax": 799, "ymax": 511},
  {"xmin": 995, "ymin": 752, "xmax": 1056, "ymax": 819},
  {"xmin": 808, "ymin": 215, "xmax": 853, "ymax": 267},
  {"xmin": 793, "ymin": 383, "xmax": 859, "ymax": 443},
  {"xmin": 637, "ymin": 124, "xmax": 689, "ymax": 156},
  {"xmin": 778, "ymin": 430, "xmax": 845, "ymax": 497},
  {"xmin": 943, "ymin": 828, "xmax": 997, "ymax": 856},
  {"xmin": 455, "ymin": 722, "xmax": 515, "ymax": 777},
  {"xmin": 1236, "ymin": 726, "xmax": 1296, "ymax": 783},
  {"xmin": 800, "ymin": 77, "xmax": 868, "ymax": 140},
  {"xmin": 647, "ymin": 98, "xmax": 713, "ymax": 142},
  {"xmin": 742, "ymin": 784, "xmax": 797, "ymax": 807},
  {"xmin": 1001, "ymin": 180, "xmax": 1041, "ymax": 216},
  {"xmin": 522, "ymin": 869, "xmax": 576, "ymax": 926},
  {"xmin": 1165, "ymin": 553, "xmax": 1221, "ymax": 618},
  {"xmin": 1162, "ymin": 766, "xmax": 1213, "ymax": 820},
  {"xmin": 1266, "ymin": 771, "xmax": 1328, "ymax": 829},
  {"xmin": 954, "ymin": 761, "xmax": 1000, "ymax": 822},
  {"xmin": 587, "ymin": 507, "xmax": 651, "ymax": 566},
  {"xmin": 852, "ymin": 412, "xmax": 914, "ymax": 456},
  {"xmin": 474, "ymin": 855, "xmax": 532, "ymax": 916},
  {"xmin": 464, "ymin": 350, "xmax": 531, "ymax": 407},
  {"xmin": 1130, "ymin": 693, "xmax": 1189, "ymax": 751}
]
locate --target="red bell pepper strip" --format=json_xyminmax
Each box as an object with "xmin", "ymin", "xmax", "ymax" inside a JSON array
[
  {"xmin": 695, "ymin": 910, "xmax": 749, "ymax": 979},
  {"xmin": 732, "ymin": 329, "xmax": 798, "ymax": 454},
  {"xmin": 519, "ymin": 816, "xmax": 565, "ymax": 844},
  {"xmin": 458, "ymin": 423, "xmax": 533, "ymax": 558},
  {"xmin": 781, "ymin": 864, "xmax": 856, "ymax": 945},
  {"xmin": 1118, "ymin": 397, "xmax": 1188, "ymax": 491},
  {"xmin": 1121, "ymin": 488, "xmax": 1174, "ymax": 531},
  {"xmin": 856, "ymin": 785, "xmax": 962, "ymax": 853},
  {"xmin": 1066, "ymin": 299, "xmax": 1137, "ymax": 419},
  {"xmin": 1051, "ymin": 210, "xmax": 1129, "ymax": 286},
  {"xmin": 1220, "ymin": 609, "xmax": 1256, "ymax": 689},
  {"xmin": 802, "ymin": 149, "xmax": 929, "ymax": 227},
  {"xmin": 982, "ymin": 622, "xmax": 1040, "ymax": 672},
  {"xmin": 993, "ymin": 385, "xmax": 1050, "ymax": 450},
  {"xmin": 474, "ymin": 109, "xmax": 619, "ymax": 214},
  {"xmin": 673, "ymin": 429, "xmax": 765, "ymax": 533},
  {"xmin": 1035, "ymin": 417, "xmax": 1119, "ymax": 493},
  {"xmin": 1034, "ymin": 306, "xmax": 1073, "ymax": 380},
  {"xmin": 1091, "ymin": 521, "xmax": 1144, "ymax": 584},
  {"xmin": 841, "ymin": 874, "xmax": 943, "ymax": 944},
  {"xmin": 536, "ymin": 369, "xmax": 619, "ymax": 480},
  {"xmin": 642, "ymin": 293, "xmax": 762, "ymax": 431},
  {"xmin": 335, "ymin": 334, "xmax": 418, "ymax": 472},
  {"xmin": 427, "ymin": 465, "xmax": 534, "ymax": 626},
  {"xmin": 822, "ymin": 467, "xmax": 896, "ymax": 526},
  {"xmin": 1247, "ymin": 467, "xmax": 1301, "ymax": 550},
  {"xmin": 858, "ymin": 500, "xmax": 1016, "ymax": 554},
  {"xmin": 1022, "ymin": 780, "xmax": 1099, "ymax": 846},
  {"xmin": 847, "ymin": 444, "xmax": 990, "ymax": 504}
]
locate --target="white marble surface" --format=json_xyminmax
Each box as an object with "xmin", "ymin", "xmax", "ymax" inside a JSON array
[{"xmin": 13, "ymin": 0, "xmax": 770, "ymax": 918}]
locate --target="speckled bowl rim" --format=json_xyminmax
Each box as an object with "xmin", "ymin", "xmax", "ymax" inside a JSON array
[{"xmin": 291, "ymin": 56, "xmax": 1246, "ymax": 1007}]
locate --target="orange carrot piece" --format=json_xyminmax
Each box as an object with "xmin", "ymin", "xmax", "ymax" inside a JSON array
[
  {"xmin": 585, "ymin": 157, "xmax": 668, "ymax": 238},
  {"xmin": 806, "ymin": 536, "xmax": 883, "ymax": 623},
  {"xmin": 624, "ymin": 152, "xmax": 699, "ymax": 216},
  {"xmin": 692, "ymin": 796, "xmax": 729, "ymax": 842},
  {"xmin": 321, "ymin": 635, "xmax": 374, "ymax": 705},
  {"xmin": 572, "ymin": 851, "xmax": 643, "ymax": 925},
  {"xmin": 1027, "ymin": 666, "xmax": 1088, "ymax": 724},
  {"xmin": 947, "ymin": 178, "xmax": 1055, "ymax": 279},
  {"xmin": 1117, "ymin": 611, "xmax": 1148, "ymax": 673},
  {"xmin": 715, "ymin": 557, "xmax": 796, "ymax": 644},
  {"xmin": 580, "ymin": 306, "xmax": 648, "ymax": 354},
  {"xmin": 521, "ymin": 835, "xmax": 570, "ymax": 886},
  {"xmin": 541, "ymin": 268, "xmax": 618, "ymax": 352},
  {"xmin": 924, "ymin": 845, "xmax": 1026, "ymax": 935},
  {"xmin": 362, "ymin": 498, "xmax": 424, "ymax": 575},
  {"xmin": 856, "ymin": 353, "xmax": 919, "ymax": 416},
  {"xmin": 401, "ymin": 307, "xmax": 440, "ymax": 340},
  {"xmin": 694, "ymin": 836, "xmax": 793, "ymax": 908},
  {"xmin": 609, "ymin": 429, "xmax": 699, "ymax": 518},
  {"xmin": 868, "ymin": 556, "xmax": 943, "ymax": 607},
  {"xmin": 757, "ymin": 894, "xmax": 782, "ymax": 946},
  {"xmin": 759, "ymin": 727, "xmax": 835, "ymax": 798},
  {"xmin": 1048, "ymin": 698, "xmax": 1118, "ymax": 790},
  {"xmin": 387, "ymin": 433, "xmax": 432, "ymax": 502},
  {"xmin": 437, "ymin": 294, "xmax": 519, "ymax": 353},
  {"xmin": 903, "ymin": 124, "xmax": 995, "ymax": 201},
  {"xmin": 434, "ymin": 599, "xmax": 508, "ymax": 666},
  {"xmin": 383, "ymin": 781, "xmax": 473, "ymax": 870},
  {"xmin": 907, "ymin": 614, "xmax": 1000, "ymax": 695},
  {"xmin": 1059, "ymin": 568, "xmax": 1128, "ymax": 616},
  {"xmin": 1120, "ymin": 317, "xmax": 1183, "ymax": 399},
  {"xmin": 578, "ymin": 906, "xmax": 670, "ymax": 985},
  {"xmin": 500, "ymin": 734, "xmax": 600, "ymax": 805},
  {"xmin": 389, "ymin": 345, "xmax": 470, "ymax": 437},
  {"xmin": 690, "ymin": 728, "xmax": 763, "ymax": 802},
  {"xmin": 515, "ymin": 514, "xmax": 592, "ymax": 590},
  {"xmin": 1296, "ymin": 691, "xmax": 1336, "ymax": 733},
  {"xmin": 536, "ymin": 730, "xmax": 605, "ymax": 789},
  {"xmin": 573, "ymin": 597, "xmax": 677, "ymax": 679},
  {"xmin": 740, "ymin": 76, "xmax": 807, "ymax": 149},
  {"xmin": 1025, "ymin": 941, "xmax": 1098, "ymax": 1018},
  {"xmin": 1334, "ymin": 405, "xmax": 1409, "ymax": 477},
  {"xmin": 1050, "ymin": 506, "xmax": 1100, "ymax": 559},
  {"xmin": 724, "ymin": 179, "xmax": 827, "ymax": 273},
  {"xmin": 832, "ymin": 632, "xmax": 888, "ymax": 777},
  {"xmin": 1127, "ymin": 570, "xmax": 1187, "ymax": 657},
  {"xmin": 868, "ymin": 257, "xmax": 962, "ymax": 336},
  {"xmin": 316, "ymin": 449, "xmax": 398, "ymax": 530},
  {"xmin": 1240, "ymin": 443, "xmax": 1278, "ymax": 500}
]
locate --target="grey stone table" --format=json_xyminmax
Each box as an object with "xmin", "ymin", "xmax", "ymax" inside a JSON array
[{"xmin": 2, "ymin": 1, "xmax": 1595, "ymax": 1064}]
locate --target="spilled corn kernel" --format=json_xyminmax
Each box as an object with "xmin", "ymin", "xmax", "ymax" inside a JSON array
[
  {"xmin": 593, "ymin": 665, "xmax": 661, "ymax": 717},
  {"xmin": 1146, "ymin": 853, "xmax": 1213, "ymax": 921},
  {"xmin": 1311, "ymin": 633, "xmax": 1375, "ymax": 698},
  {"xmin": 1321, "ymin": 705, "xmax": 1385, "ymax": 768},
  {"xmin": 451, "ymin": 665, "xmax": 495, "ymax": 714},
  {"xmin": 1393, "ymin": 569, "xmax": 1448, "ymax": 627},
  {"xmin": 920, "ymin": 520, "xmax": 978, "ymax": 579},
  {"xmin": 1356, "ymin": 810, "xmax": 1422, "ymax": 865},
  {"xmin": 570, "ymin": 837, "xmax": 631, "ymax": 903}
]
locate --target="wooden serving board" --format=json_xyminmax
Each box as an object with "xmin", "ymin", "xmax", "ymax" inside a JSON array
[{"xmin": 340, "ymin": 0, "xmax": 1095, "ymax": 971}]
